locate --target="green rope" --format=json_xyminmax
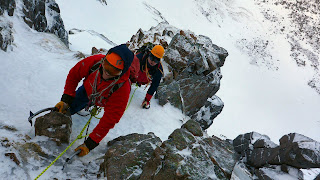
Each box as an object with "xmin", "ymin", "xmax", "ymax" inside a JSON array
[
  {"xmin": 126, "ymin": 85, "xmax": 139, "ymax": 110},
  {"xmin": 35, "ymin": 84, "xmax": 138, "ymax": 179},
  {"xmin": 34, "ymin": 107, "xmax": 100, "ymax": 180}
]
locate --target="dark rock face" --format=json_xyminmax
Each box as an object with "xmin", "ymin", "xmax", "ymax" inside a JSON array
[
  {"xmin": 0, "ymin": 19, "xmax": 14, "ymax": 51},
  {"xmin": 22, "ymin": 0, "xmax": 68, "ymax": 47},
  {"xmin": 98, "ymin": 133, "xmax": 162, "ymax": 179},
  {"xmin": 158, "ymin": 31, "xmax": 227, "ymax": 130},
  {"xmin": 34, "ymin": 111, "xmax": 72, "ymax": 145},
  {"xmin": 255, "ymin": 165, "xmax": 304, "ymax": 180},
  {"xmin": 233, "ymin": 132, "xmax": 277, "ymax": 155},
  {"xmin": 139, "ymin": 120, "xmax": 239, "ymax": 180},
  {"xmin": 0, "ymin": 0, "xmax": 16, "ymax": 16},
  {"xmin": 279, "ymin": 133, "xmax": 320, "ymax": 168},
  {"xmin": 0, "ymin": 0, "xmax": 15, "ymax": 51},
  {"xmin": 233, "ymin": 132, "xmax": 320, "ymax": 179},
  {"xmin": 192, "ymin": 95, "xmax": 224, "ymax": 130}
]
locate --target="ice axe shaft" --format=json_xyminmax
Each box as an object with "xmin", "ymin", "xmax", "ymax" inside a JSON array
[
  {"xmin": 28, "ymin": 107, "xmax": 57, "ymax": 126},
  {"xmin": 62, "ymin": 149, "xmax": 81, "ymax": 170}
]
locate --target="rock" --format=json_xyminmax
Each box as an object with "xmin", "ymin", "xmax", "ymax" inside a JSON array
[
  {"xmin": 92, "ymin": 47, "xmax": 99, "ymax": 55},
  {"xmin": 181, "ymin": 119, "xmax": 203, "ymax": 137},
  {"xmin": 247, "ymin": 147, "xmax": 281, "ymax": 167},
  {"xmin": 22, "ymin": 0, "xmax": 68, "ymax": 47},
  {"xmin": 0, "ymin": 0, "xmax": 16, "ymax": 16},
  {"xmin": 0, "ymin": 19, "xmax": 14, "ymax": 51},
  {"xmin": 127, "ymin": 23, "xmax": 227, "ymax": 130},
  {"xmin": 140, "ymin": 120, "xmax": 238, "ymax": 179},
  {"xmin": 34, "ymin": 111, "xmax": 72, "ymax": 145},
  {"xmin": 5, "ymin": 153, "xmax": 20, "ymax": 165},
  {"xmin": 255, "ymin": 165, "xmax": 303, "ymax": 180},
  {"xmin": 15, "ymin": 142, "xmax": 49, "ymax": 162},
  {"xmin": 99, "ymin": 133, "xmax": 161, "ymax": 179},
  {"xmin": 233, "ymin": 132, "xmax": 277, "ymax": 155},
  {"xmin": 191, "ymin": 95, "xmax": 224, "ymax": 130},
  {"xmin": 74, "ymin": 51, "xmax": 86, "ymax": 59},
  {"xmin": 230, "ymin": 162, "xmax": 254, "ymax": 180},
  {"xmin": 279, "ymin": 133, "xmax": 320, "ymax": 168}
]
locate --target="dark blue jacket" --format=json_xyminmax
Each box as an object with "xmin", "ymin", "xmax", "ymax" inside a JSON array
[{"xmin": 136, "ymin": 52, "xmax": 163, "ymax": 96}]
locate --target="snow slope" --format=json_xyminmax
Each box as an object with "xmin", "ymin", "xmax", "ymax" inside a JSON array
[
  {"xmin": 56, "ymin": 0, "xmax": 320, "ymax": 143},
  {"xmin": 0, "ymin": 0, "xmax": 319, "ymax": 179}
]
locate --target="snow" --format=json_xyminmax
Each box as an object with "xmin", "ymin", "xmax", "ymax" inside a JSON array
[{"xmin": 1, "ymin": 0, "xmax": 320, "ymax": 179}]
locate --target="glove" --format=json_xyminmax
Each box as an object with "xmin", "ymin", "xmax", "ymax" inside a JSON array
[
  {"xmin": 141, "ymin": 93, "xmax": 153, "ymax": 109},
  {"xmin": 55, "ymin": 101, "xmax": 69, "ymax": 114},
  {"xmin": 141, "ymin": 99, "xmax": 150, "ymax": 109},
  {"xmin": 75, "ymin": 143, "xmax": 90, "ymax": 157}
]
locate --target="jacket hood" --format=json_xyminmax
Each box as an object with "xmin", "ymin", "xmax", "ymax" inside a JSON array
[{"xmin": 107, "ymin": 44, "xmax": 134, "ymax": 76}]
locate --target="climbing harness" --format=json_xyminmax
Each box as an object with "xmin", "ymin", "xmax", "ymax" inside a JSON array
[{"xmin": 34, "ymin": 83, "xmax": 137, "ymax": 179}]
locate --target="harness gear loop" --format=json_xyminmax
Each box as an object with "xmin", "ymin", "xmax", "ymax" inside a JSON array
[{"xmin": 86, "ymin": 68, "xmax": 120, "ymax": 110}]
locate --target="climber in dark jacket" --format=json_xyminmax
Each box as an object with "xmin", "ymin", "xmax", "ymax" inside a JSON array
[{"xmin": 130, "ymin": 45, "xmax": 165, "ymax": 109}]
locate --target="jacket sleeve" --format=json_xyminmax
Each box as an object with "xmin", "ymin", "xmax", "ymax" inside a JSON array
[
  {"xmin": 88, "ymin": 80, "xmax": 130, "ymax": 143},
  {"xmin": 129, "ymin": 55, "xmax": 140, "ymax": 83},
  {"xmin": 147, "ymin": 66, "xmax": 163, "ymax": 96},
  {"xmin": 63, "ymin": 55, "xmax": 104, "ymax": 98}
]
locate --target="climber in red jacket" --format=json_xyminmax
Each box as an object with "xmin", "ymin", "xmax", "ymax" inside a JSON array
[{"xmin": 55, "ymin": 44, "xmax": 133, "ymax": 157}]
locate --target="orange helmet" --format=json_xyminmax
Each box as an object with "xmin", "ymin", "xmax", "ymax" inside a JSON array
[
  {"xmin": 151, "ymin": 45, "xmax": 165, "ymax": 59},
  {"xmin": 103, "ymin": 52, "xmax": 124, "ymax": 76}
]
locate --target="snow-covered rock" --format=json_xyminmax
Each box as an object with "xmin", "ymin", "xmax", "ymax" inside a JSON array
[{"xmin": 22, "ymin": 0, "xmax": 68, "ymax": 47}]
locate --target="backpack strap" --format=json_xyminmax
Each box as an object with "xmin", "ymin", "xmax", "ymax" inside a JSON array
[
  {"xmin": 89, "ymin": 58, "xmax": 104, "ymax": 75},
  {"xmin": 108, "ymin": 81, "xmax": 125, "ymax": 97}
]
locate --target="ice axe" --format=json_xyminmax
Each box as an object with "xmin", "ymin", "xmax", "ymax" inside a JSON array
[
  {"xmin": 62, "ymin": 149, "xmax": 81, "ymax": 170},
  {"xmin": 28, "ymin": 107, "xmax": 57, "ymax": 126}
]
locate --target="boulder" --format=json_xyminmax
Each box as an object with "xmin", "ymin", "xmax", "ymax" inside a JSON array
[
  {"xmin": 34, "ymin": 111, "xmax": 72, "ymax": 145},
  {"xmin": 139, "ymin": 120, "xmax": 238, "ymax": 179},
  {"xmin": 279, "ymin": 133, "xmax": 320, "ymax": 168},
  {"xmin": 255, "ymin": 165, "xmax": 303, "ymax": 180},
  {"xmin": 99, "ymin": 133, "xmax": 162, "ymax": 179},
  {"xmin": 233, "ymin": 132, "xmax": 277, "ymax": 155}
]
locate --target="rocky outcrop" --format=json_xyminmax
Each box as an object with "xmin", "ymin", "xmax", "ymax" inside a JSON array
[
  {"xmin": 99, "ymin": 120, "xmax": 239, "ymax": 179},
  {"xmin": 233, "ymin": 132, "xmax": 320, "ymax": 179},
  {"xmin": 22, "ymin": 0, "xmax": 68, "ymax": 47},
  {"xmin": 0, "ymin": 0, "xmax": 15, "ymax": 16},
  {"xmin": 0, "ymin": 18, "xmax": 14, "ymax": 51},
  {"xmin": 128, "ymin": 23, "xmax": 227, "ymax": 130},
  {"xmin": 34, "ymin": 111, "xmax": 72, "ymax": 145},
  {"xmin": 279, "ymin": 133, "xmax": 320, "ymax": 168},
  {"xmin": 0, "ymin": 0, "xmax": 15, "ymax": 51},
  {"xmin": 158, "ymin": 31, "xmax": 227, "ymax": 129},
  {"xmin": 98, "ymin": 133, "xmax": 162, "ymax": 179}
]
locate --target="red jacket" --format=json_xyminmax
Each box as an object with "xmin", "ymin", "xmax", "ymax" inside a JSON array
[{"xmin": 64, "ymin": 54, "xmax": 130, "ymax": 143}]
